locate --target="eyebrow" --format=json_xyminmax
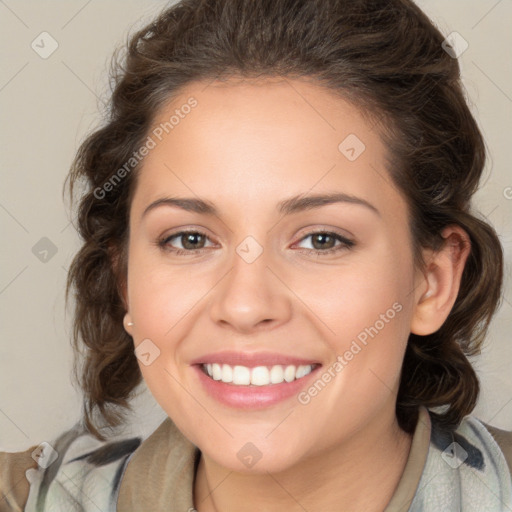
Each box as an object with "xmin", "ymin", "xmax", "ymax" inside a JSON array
[{"xmin": 141, "ymin": 192, "xmax": 381, "ymax": 219}]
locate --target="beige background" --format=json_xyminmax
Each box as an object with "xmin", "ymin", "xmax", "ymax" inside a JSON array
[{"xmin": 1, "ymin": 0, "xmax": 511, "ymax": 451}]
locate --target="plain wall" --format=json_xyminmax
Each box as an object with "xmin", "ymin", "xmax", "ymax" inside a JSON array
[{"xmin": 1, "ymin": 0, "xmax": 511, "ymax": 451}]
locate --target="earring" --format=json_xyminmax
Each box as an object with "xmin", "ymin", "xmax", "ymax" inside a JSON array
[{"xmin": 123, "ymin": 313, "xmax": 134, "ymax": 328}]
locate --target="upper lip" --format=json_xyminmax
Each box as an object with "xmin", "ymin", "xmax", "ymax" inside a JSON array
[{"xmin": 190, "ymin": 350, "xmax": 322, "ymax": 368}]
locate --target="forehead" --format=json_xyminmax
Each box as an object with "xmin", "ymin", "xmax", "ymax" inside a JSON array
[{"xmin": 130, "ymin": 77, "xmax": 407, "ymax": 225}]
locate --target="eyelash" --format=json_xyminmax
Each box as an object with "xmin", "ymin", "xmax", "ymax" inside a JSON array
[{"xmin": 156, "ymin": 229, "xmax": 355, "ymax": 257}]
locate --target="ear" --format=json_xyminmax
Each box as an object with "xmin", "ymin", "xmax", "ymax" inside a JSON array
[{"xmin": 411, "ymin": 225, "xmax": 471, "ymax": 335}]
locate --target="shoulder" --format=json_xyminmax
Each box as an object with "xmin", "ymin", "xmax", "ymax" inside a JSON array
[
  {"xmin": 480, "ymin": 420, "xmax": 512, "ymax": 475},
  {"xmin": 1, "ymin": 425, "xmax": 142, "ymax": 512},
  {"xmin": 452, "ymin": 415, "xmax": 512, "ymax": 478},
  {"xmin": 0, "ymin": 444, "xmax": 39, "ymax": 511},
  {"xmin": 409, "ymin": 412, "xmax": 512, "ymax": 511}
]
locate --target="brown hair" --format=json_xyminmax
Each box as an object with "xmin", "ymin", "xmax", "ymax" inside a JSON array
[{"xmin": 64, "ymin": 0, "xmax": 503, "ymax": 440}]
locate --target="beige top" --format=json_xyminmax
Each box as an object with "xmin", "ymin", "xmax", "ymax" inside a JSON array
[
  {"xmin": 117, "ymin": 407, "xmax": 433, "ymax": 511},
  {"xmin": 1, "ymin": 406, "xmax": 511, "ymax": 511}
]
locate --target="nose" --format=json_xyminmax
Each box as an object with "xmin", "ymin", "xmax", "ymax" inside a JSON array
[{"xmin": 209, "ymin": 245, "xmax": 292, "ymax": 334}]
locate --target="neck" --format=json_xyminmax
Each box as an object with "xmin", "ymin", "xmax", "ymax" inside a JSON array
[{"xmin": 193, "ymin": 406, "xmax": 413, "ymax": 512}]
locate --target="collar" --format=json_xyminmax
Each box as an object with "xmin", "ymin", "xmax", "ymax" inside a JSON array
[{"xmin": 117, "ymin": 407, "xmax": 431, "ymax": 511}]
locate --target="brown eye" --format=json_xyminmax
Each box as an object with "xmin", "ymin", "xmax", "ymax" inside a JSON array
[
  {"xmin": 310, "ymin": 233, "xmax": 336, "ymax": 250},
  {"xmin": 295, "ymin": 231, "xmax": 355, "ymax": 255},
  {"xmin": 180, "ymin": 232, "xmax": 207, "ymax": 250},
  {"xmin": 158, "ymin": 230, "xmax": 214, "ymax": 254}
]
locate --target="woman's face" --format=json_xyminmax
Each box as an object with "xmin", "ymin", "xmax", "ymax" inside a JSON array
[{"xmin": 125, "ymin": 77, "xmax": 421, "ymax": 472}]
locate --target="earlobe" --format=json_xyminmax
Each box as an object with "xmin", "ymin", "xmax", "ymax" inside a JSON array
[{"xmin": 410, "ymin": 225, "xmax": 471, "ymax": 336}]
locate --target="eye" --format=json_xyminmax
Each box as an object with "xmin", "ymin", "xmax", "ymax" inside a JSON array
[
  {"xmin": 157, "ymin": 230, "xmax": 215, "ymax": 255},
  {"xmin": 156, "ymin": 229, "xmax": 355, "ymax": 257},
  {"xmin": 294, "ymin": 230, "xmax": 355, "ymax": 255}
]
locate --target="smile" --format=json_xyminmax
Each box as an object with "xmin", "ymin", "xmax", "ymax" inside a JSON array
[{"xmin": 201, "ymin": 363, "xmax": 317, "ymax": 386}]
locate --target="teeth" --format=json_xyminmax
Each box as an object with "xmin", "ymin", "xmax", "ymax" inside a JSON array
[
  {"xmin": 232, "ymin": 365, "xmax": 251, "ymax": 385},
  {"xmin": 284, "ymin": 365, "xmax": 296, "ymax": 382},
  {"xmin": 212, "ymin": 363, "xmax": 222, "ymax": 380},
  {"xmin": 221, "ymin": 364, "xmax": 233, "ymax": 383},
  {"xmin": 202, "ymin": 363, "xmax": 315, "ymax": 386},
  {"xmin": 270, "ymin": 365, "xmax": 284, "ymax": 384}
]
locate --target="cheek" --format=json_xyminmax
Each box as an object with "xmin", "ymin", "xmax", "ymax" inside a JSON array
[
  {"xmin": 296, "ymin": 243, "xmax": 412, "ymax": 344},
  {"xmin": 299, "ymin": 278, "xmax": 410, "ymax": 435},
  {"xmin": 127, "ymin": 244, "xmax": 203, "ymax": 334},
  {"xmin": 125, "ymin": 249, "xmax": 194, "ymax": 387},
  {"xmin": 126, "ymin": 261, "xmax": 194, "ymax": 417},
  {"xmin": 300, "ymin": 245, "xmax": 412, "ymax": 394}
]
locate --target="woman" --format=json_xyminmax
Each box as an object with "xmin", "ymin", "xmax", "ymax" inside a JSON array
[{"xmin": 1, "ymin": 0, "xmax": 511, "ymax": 510}]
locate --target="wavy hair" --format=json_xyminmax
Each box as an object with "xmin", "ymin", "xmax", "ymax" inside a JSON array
[{"xmin": 64, "ymin": 0, "xmax": 503, "ymax": 440}]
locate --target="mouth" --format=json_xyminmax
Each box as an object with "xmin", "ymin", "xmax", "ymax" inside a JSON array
[
  {"xmin": 198, "ymin": 362, "xmax": 321, "ymax": 386},
  {"xmin": 192, "ymin": 357, "xmax": 323, "ymax": 409},
  {"xmin": 189, "ymin": 350, "xmax": 323, "ymax": 408}
]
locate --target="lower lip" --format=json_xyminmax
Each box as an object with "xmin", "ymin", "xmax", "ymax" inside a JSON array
[{"xmin": 193, "ymin": 364, "xmax": 322, "ymax": 409}]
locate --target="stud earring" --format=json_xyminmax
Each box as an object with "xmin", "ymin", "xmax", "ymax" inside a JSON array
[{"xmin": 123, "ymin": 313, "xmax": 134, "ymax": 328}]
